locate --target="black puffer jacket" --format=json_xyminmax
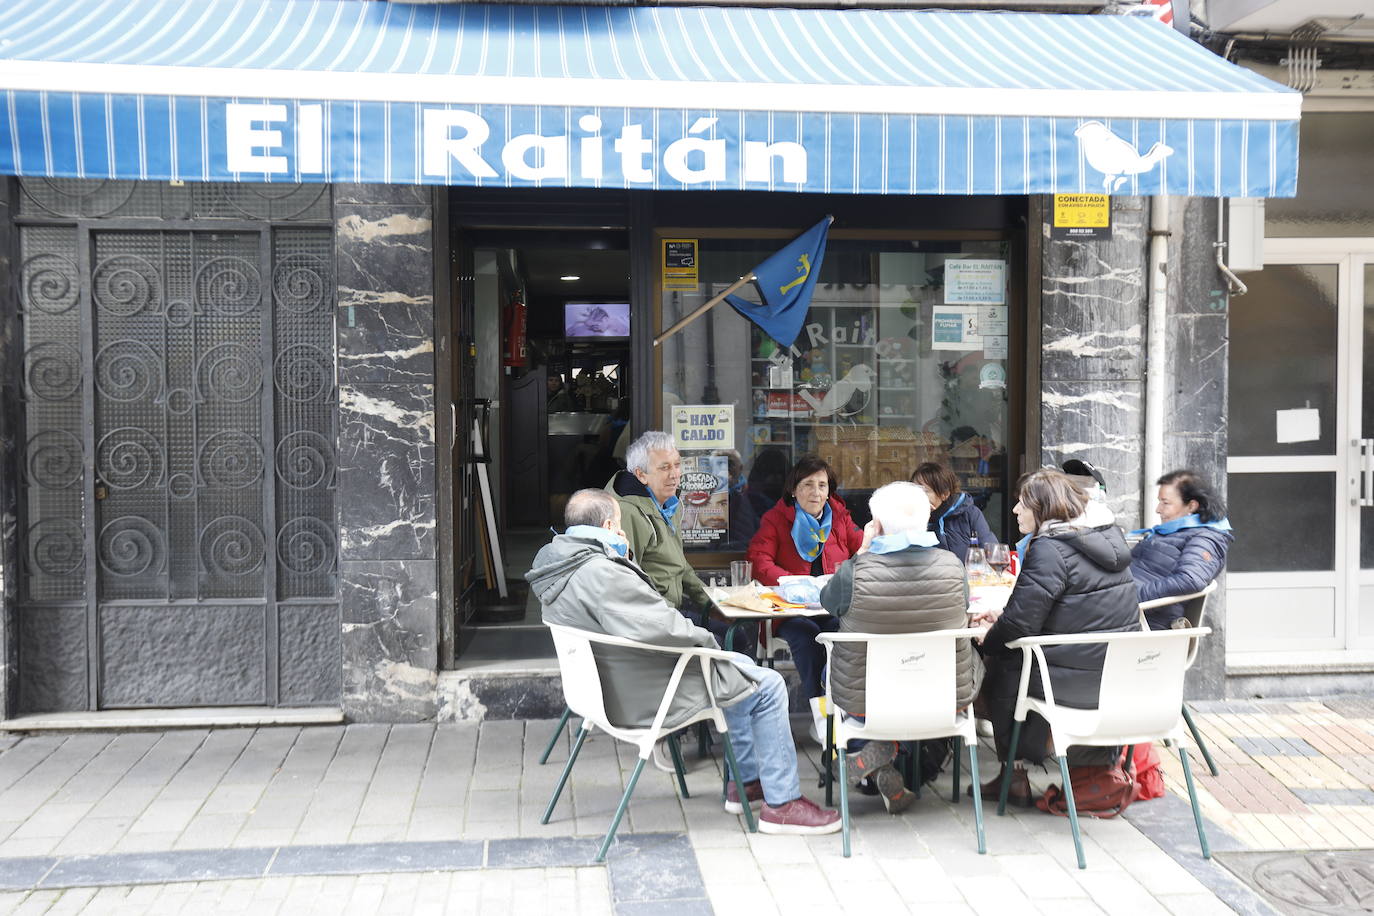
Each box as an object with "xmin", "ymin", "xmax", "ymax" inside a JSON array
[
  {"xmin": 929, "ymin": 493, "xmax": 998, "ymax": 563},
  {"xmin": 980, "ymin": 522, "xmax": 1140, "ymax": 709},
  {"xmin": 1130, "ymin": 524, "xmax": 1232, "ymax": 629}
]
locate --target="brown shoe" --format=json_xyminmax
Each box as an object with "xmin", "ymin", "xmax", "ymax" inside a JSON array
[
  {"xmin": 972, "ymin": 767, "xmax": 1033, "ymax": 808},
  {"xmin": 724, "ymin": 779, "xmax": 765, "ymax": 814},
  {"xmin": 758, "ymin": 796, "xmax": 842, "ymax": 835}
]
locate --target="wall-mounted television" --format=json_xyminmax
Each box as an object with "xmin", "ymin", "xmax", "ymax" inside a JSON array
[{"xmin": 565, "ymin": 302, "xmax": 630, "ymax": 339}]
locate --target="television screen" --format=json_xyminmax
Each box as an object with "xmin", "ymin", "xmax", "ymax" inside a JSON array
[{"xmin": 565, "ymin": 302, "xmax": 630, "ymax": 338}]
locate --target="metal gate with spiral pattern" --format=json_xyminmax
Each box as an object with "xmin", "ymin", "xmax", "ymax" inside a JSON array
[{"xmin": 15, "ymin": 180, "xmax": 340, "ymax": 710}]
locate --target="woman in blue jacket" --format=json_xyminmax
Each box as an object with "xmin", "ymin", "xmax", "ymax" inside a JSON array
[
  {"xmin": 1130, "ymin": 470, "xmax": 1233, "ymax": 630},
  {"xmin": 911, "ymin": 462, "xmax": 998, "ymax": 562}
]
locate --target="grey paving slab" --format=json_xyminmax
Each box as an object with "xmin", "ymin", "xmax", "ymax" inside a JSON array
[
  {"xmin": 487, "ymin": 836, "xmax": 601, "ymax": 868},
  {"xmin": 0, "ymin": 856, "xmax": 55, "ymax": 891},
  {"xmin": 616, "ymin": 899, "xmax": 712, "ymax": 916},
  {"xmin": 268, "ymin": 840, "xmax": 484, "ymax": 877},
  {"xmin": 605, "ymin": 833, "xmax": 705, "ymax": 903},
  {"xmin": 1290, "ymin": 787, "xmax": 1374, "ymax": 805},
  {"xmin": 41, "ymin": 848, "xmax": 273, "ymax": 889}
]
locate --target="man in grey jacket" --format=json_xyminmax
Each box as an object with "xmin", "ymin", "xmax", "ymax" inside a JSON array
[{"xmin": 528, "ymin": 489, "xmax": 840, "ymax": 835}]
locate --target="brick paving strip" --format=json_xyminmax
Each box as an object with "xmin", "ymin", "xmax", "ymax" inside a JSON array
[{"xmin": 0, "ymin": 834, "xmax": 708, "ymax": 912}]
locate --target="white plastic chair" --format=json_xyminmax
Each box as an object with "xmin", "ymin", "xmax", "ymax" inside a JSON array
[
  {"xmin": 998, "ymin": 628, "xmax": 1213, "ymax": 869},
  {"xmin": 1138, "ymin": 580, "xmax": 1220, "ymax": 776},
  {"xmin": 540, "ymin": 624, "xmax": 758, "ymax": 862},
  {"xmin": 816, "ymin": 628, "xmax": 988, "ymax": 858}
]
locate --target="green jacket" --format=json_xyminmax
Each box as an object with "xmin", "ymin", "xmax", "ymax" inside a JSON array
[{"xmin": 607, "ymin": 471, "xmax": 712, "ymax": 613}]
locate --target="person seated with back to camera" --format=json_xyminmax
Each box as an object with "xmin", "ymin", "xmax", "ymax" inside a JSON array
[
  {"xmin": 971, "ymin": 468, "xmax": 1140, "ymax": 806},
  {"xmin": 1130, "ymin": 470, "xmax": 1233, "ymax": 630},
  {"xmin": 746, "ymin": 456, "xmax": 864, "ymax": 734},
  {"xmin": 527, "ymin": 488, "xmax": 842, "ymax": 835},
  {"xmin": 817, "ymin": 481, "xmax": 983, "ymax": 814},
  {"xmin": 910, "ymin": 462, "xmax": 998, "ymax": 562}
]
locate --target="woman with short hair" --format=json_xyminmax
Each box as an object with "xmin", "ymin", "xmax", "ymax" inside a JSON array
[
  {"xmin": 910, "ymin": 462, "xmax": 998, "ymax": 562},
  {"xmin": 971, "ymin": 468, "xmax": 1140, "ymax": 805},
  {"xmin": 747, "ymin": 455, "xmax": 864, "ymax": 709},
  {"xmin": 1130, "ymin": 470, "xmax": 1233, "ymax": 630}
]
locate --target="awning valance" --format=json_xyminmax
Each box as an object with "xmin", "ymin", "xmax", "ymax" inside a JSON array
[{"xmin": 0, "ymin": 0, "xmax": 1300, "ymax": 196}]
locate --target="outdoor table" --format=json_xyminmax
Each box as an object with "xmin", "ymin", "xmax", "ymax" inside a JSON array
[{"xmin": 707, "ymin": 585, "xmax": 830, "ymax": 658}]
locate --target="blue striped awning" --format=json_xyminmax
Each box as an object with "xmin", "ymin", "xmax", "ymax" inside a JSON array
[{"xmin": 0, "ymin": 0, "xmax": 1300, "ymax": 197}]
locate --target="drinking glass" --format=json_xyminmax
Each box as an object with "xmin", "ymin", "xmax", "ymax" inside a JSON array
[
  {"xmin": 988, "ymin": 543, "xmax": 1012, "ymax": 577},
  {"xmin": 730, "ymin": 560, "xmax": 753, "ymax": 587}
]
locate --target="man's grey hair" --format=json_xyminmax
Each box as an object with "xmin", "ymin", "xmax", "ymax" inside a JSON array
[
  {"xmin": 565, "ymin": 489, "xmax": 618, "ymax": 528},
  {"xmin": 868, "ymin": 481, "xmax": 931, "ymax": 537},
  {"xmin": 625, "ymin": 430, "xmax": 677, "ymax": 475}
]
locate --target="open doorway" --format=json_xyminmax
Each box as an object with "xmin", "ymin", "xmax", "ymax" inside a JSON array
[{"xmin": 460, "ymin": 229, "xmax": 630, "ymax": 662}]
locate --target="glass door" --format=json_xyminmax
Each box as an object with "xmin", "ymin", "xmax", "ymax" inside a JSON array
[{"xmin": 1356, "ymin": 258, "xmax": 1374, "ymax": 650}]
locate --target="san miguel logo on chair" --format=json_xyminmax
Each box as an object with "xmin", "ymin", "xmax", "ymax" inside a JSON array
[
  {"xmin": 898, "ymin": 653, "xmax": 927, "ymax": 667},
  {"xmin": 1074, "ymin": 121, "xmax": 1174, "ymax": 192}
]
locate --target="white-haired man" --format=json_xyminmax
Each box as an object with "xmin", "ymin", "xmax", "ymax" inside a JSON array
[
  {"xmin": 819, "ymin": 481, "xmax": 983, "ymax": 813},
  {"xmin": 527, "ymin": 489, "xmax": 841, "ymax": 835}
]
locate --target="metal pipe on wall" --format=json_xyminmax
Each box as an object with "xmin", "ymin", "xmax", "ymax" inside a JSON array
[{"xmin": 1143, "ymin": 194, "xmax": 1169, "ymax": 529}]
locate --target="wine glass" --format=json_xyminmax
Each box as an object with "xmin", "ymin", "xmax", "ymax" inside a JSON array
[{"xmin": 987, "ymin": 543, "xmax": 1012, "ymax": 579}]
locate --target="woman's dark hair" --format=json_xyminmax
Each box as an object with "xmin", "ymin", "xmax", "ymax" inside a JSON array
[
  {"xmin": 783, "ymin": 455, "xmax": 839, "ymax": 506},
  {"xmin": 1157, "ymin": 470, "xmax": 1226, "ymax": 522},
  {"xmin": 910, "ymin": 462, "xmax": 961, "ymax": 502},
  {"xmin": 1016, "ymin": 468, "xmax": 1088, "ymax": 528}
]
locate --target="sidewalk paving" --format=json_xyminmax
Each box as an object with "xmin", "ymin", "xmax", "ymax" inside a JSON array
[{"xmin": 0, "ymin": 695, "xmax": 1368, "ymax": 915}]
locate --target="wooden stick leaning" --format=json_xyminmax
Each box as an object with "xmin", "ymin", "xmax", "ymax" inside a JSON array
[{"xmin": 653, "ymin": 273, "xmax": 756, "ymax": 347}]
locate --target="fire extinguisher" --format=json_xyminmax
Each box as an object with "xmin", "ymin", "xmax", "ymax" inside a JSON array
[{"xmin": 502, "ymin": 295, "xmax": 527, "ymax": 368}]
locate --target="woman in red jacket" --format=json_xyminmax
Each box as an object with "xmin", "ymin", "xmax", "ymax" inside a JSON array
[{"xmin": 747, "ymin": 456, "xmax": 865, "ymax": 709}]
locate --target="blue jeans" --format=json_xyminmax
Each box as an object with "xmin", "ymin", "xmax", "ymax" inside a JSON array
[
  {"xmin": 721, "ymin": 662, "xmax": 802, "ymax": 807},
  {"xmin": 776, "ymin": 615, "xmax": 840, "ymax": 699}
]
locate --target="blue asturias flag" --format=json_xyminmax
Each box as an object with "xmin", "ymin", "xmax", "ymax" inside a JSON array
[{"xmin": 725, "ymin": 216, "xmax": 832, "ymax": 348}]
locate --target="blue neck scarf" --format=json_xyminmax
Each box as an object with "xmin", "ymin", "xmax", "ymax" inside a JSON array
[
  {"xmin": 933, "ymin": 492, "xmax": 967, "ymax": 541},
  {"xmin": 566, "ymin": 525, "xmax": 629, "ymax": 557},
  {"xmin": 1130, "ymin": 513, "xmax": 1233, "ymax": 540},
  {"xmin": 1015, "ymin": 532, "xmax": 1032, "ymax": 561},
  {"xmin": 791, "ymin": 502, "xmax": 833, "ymax": 563},
  {"xmin": 657, "ymin": 495, "xmax": 680, "ymax": 527},
  {"xmin": 869, "ymin": 529, "xmax": 940, "ymax": 555}
]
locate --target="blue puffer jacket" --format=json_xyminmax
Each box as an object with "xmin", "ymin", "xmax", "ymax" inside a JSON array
[
  {"xmin": 928, "ymin": 493, "xmax": 998, "ymax": 563},
  {"xmin": 1130, "ymin": 524, "xmax": 1233, "ymax": 629}
]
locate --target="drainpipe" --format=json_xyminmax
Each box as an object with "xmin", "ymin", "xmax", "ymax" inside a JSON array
[{"xmin": 1143, "ymin": 195, "xmax": 1169, "ymax": 529}]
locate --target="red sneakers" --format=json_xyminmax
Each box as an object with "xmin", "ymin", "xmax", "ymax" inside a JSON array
[
  {"xmin": 723, "ymin": 778, "xmax": 765, "ymax": 814},
  {"xmin": 758, "ymin": 796, "xmax": 842, "ymax": 835}
]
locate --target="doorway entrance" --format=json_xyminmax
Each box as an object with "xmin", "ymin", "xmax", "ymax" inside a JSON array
[
  {"xmin": 453, "ymin": 229, "xmax": 630, "ymax": 662},
  {"xmin": 1226, "ymin": 240, "xmax": 1374, "ymax": 659}
]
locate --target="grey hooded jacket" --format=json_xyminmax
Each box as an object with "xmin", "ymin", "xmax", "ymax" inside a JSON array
[{"xmin": 526, "ymin": 531, "xmax": 757, "ymax": 730}]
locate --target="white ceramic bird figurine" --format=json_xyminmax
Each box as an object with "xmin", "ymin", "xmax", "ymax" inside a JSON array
[
  {"xmin": 797, "ymin": 364, "xmax": 874, "ymax": 419},
  {"xmin": 1074, "ymin": 121, "xmax": 1174, "ymax": 192}
]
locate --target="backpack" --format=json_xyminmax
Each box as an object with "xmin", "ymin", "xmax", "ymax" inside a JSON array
[
  {"xmin": 896, "ymin": 737, "xmax": 952, "ymax": 787},
  {"xmin": 1035, "ymin": 762, "xmax": 1136, "ymax": 818}
]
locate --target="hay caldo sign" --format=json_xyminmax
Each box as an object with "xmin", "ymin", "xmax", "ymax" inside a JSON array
[{"xmin": 672, "ymin": 406, "xmax": 733, "ymax": 547}]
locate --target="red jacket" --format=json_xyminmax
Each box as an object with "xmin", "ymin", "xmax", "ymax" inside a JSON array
[{"xmin": 747, "ymin": 497, "xmax": 865, "ymax": 586}]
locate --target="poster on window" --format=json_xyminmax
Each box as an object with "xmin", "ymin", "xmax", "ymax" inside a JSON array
[{"xmin": 679, "ymin": 455, "xmax": 730, "ymax": 547}]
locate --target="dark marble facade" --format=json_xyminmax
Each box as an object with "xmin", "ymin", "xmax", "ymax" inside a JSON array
[
  {"xmin": 333, "ymin": 184, "xmax": 440, "ymax": 721},
  {"xmin": 0, "ymin": 180, "xmax": 16, "ymax": 720}
]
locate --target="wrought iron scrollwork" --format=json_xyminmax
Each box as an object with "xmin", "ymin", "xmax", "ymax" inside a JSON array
[
  {"xmin": 195, "ymin": 257, "xmax": 262, "ymax": 317},
  {"xmin": 274, "ymin": 431, "xmax": 334, "ymax": 490},
  {"xmin": 197, "ymin": 342, "xmax": 263, "ymax": 403},
  {"xmin": 18, "ymin": 177, "xmax": 138, "ymax": 217},
  {"xmin": 98, "ymin": 516, "xmax": 165, "ymax": 578},
  {"xmin": 28, "ymin": 519, "xmax": 86, "ymax": 576},
  {"xmin": 276, "ymin": 517, "xmax": 336, "ymax": 576},
  {"xmin": 26, "ymin": 430, "xmax": 84, "ymax": 490},
  {"xmin": 20, "ymin": 253, "xmax": 79, "ymax": 315},
  {"xmin": 199, "ymin": 431, "xmax": 264, "ymax": 490},
  {"xmin": 200, "ymin": 516, "xmax": 266, "ymax": 577},
  {"xmin": 272, "ymin": 254, "xmax": 329, "ymax": 314},
  {"xmin": 23, "ymin": 341, "xmax": 82, "ymax": 402},
  {"xmin": 94, "ymin": 340, "xmax": 163, "ymax": 402},
  {"xmin": 93, "ymin": 254, "xmax": 162, "ymax": 317},
  {"xmin": 96, "ymin": 427, "xmax": 165, "ymax": 491},
  {"xmin": 273, "ymin": 344, "xmax": 333, "ymax": 403}
]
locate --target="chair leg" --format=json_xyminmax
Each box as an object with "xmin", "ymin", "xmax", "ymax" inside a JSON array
[
  {"xmin": 720, "ymin": 732, "xmax": 757, "ymax": 834},
  {"xmin": 912, "ymin": 740, "xmax": 922, "ymax": 799},
  {"xmin": 1177, "ymin": 745, "xmax": 1212, "ymax": 860},
  {"xmin": 903, "ymin": 744, "xmax": 915, "ymax": 790},
  {"xmin": 1182, "ymin": 704, "xmax": 1220, "ymax": 777},
  {"xmin": 997, "ymin": 718, "xmax": 1023, "ymax": 816},
  {"xmin": 823, "ymin": 714, "xmax": 835, "ymax": 807},
  {"xmin": 668, "ymin": 733, "xmax": 690, "ymax": 799},
  {"xmin": 967, "ymin": 740, "xmax": 986, "ymax": 854},
  {"xmin": 697, "ymin": 722, "xmax": 711, "ymax": 759},
  {"xmin": 951, "ymin": 736, "xmax": 961, "ymax": 803},
  {"xmin": 539, "ymin": 707, "xmax": 574, "ymax": 765},
  {"xmin": 595, "ymin": 757, "xmax": 646, "ymax": 864},
  {"xmin": 1056, "ymin": 754, "xmax": 1087, "ymax": 870},
  {"xmin": 542, "ymin": 723, "xmax": 590, "ymax": 824},
  {"xmin": 838, "ymin": 749, "xmax": 852, "ymax": 858}
]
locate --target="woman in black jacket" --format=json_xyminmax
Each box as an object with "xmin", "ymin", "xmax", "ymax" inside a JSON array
[
  {"xmin": 971, "ymin": 468, "xmax": 1141, "ymax": 805},
  {"xmin": 911, "ymin": 462, "xmax": 998, "ymax": 562}
]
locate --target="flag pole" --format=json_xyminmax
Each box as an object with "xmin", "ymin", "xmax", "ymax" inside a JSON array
[{"xmin": 653, "ymin": 273, "xmax": 755, "ymax": 347}]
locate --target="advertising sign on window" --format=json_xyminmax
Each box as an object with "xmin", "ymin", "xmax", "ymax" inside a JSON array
[{"xmin": 679, "ymin": 455, "xmax": 730, "ymax": 547}]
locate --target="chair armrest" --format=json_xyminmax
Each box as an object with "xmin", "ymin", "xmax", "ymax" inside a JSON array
[
  {"xmin": 816, "ymin": 627, "xmax": 985, "ymax": 646},
  {"xmin": 1006, "ymin": 628, "xmax": 1210, "ymax": 649},
  {"xmin": 1137, "ymin": 580, "xmax": 1217, "ymax": 612},
  {"xmin": 548, "ymin": 624, "xmax": 735, "ymax": 660}
]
